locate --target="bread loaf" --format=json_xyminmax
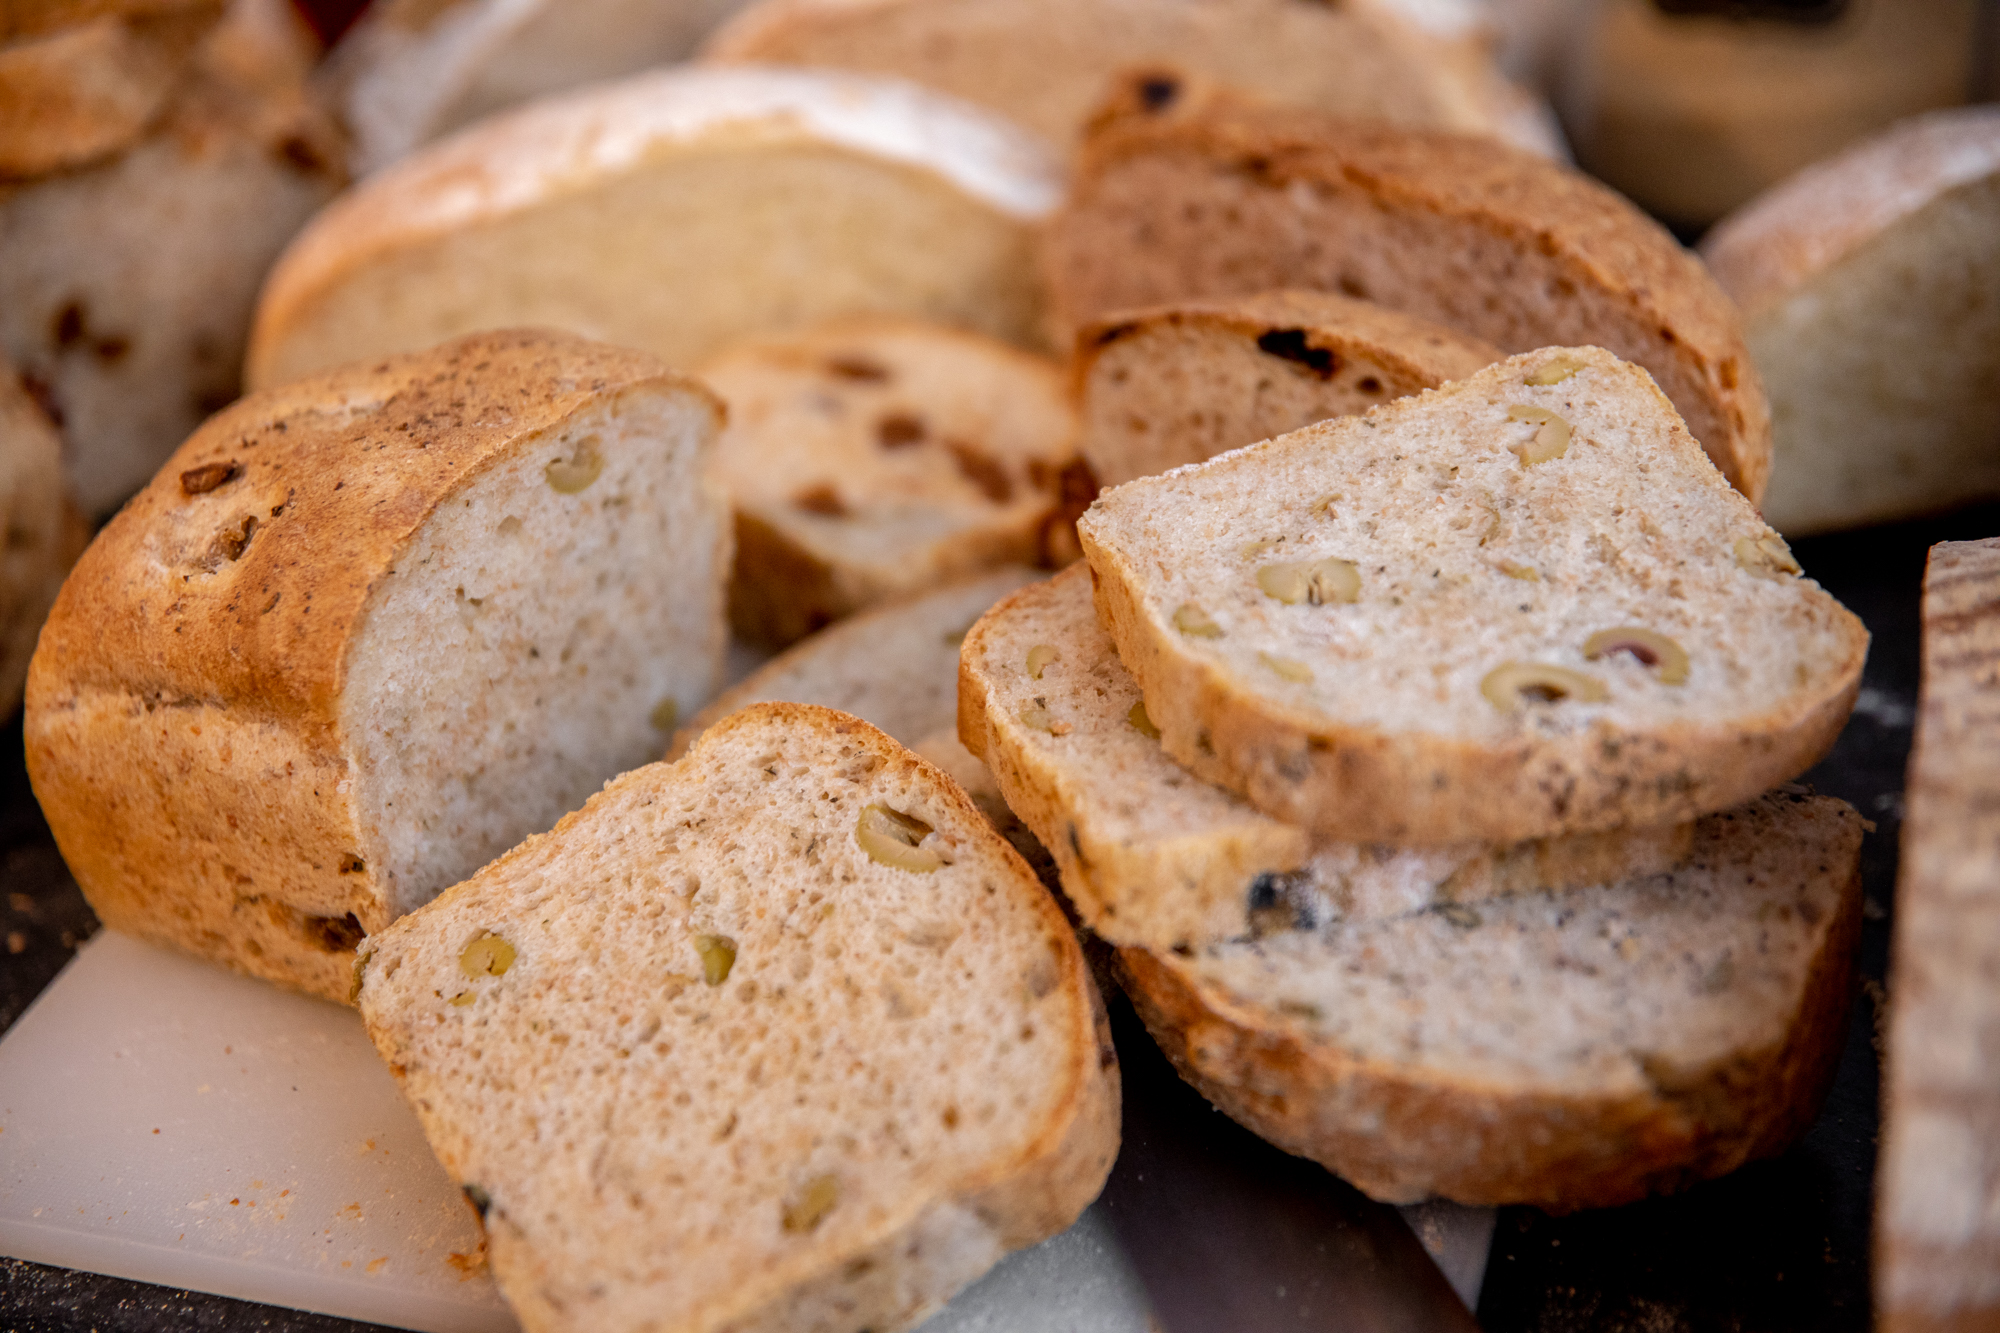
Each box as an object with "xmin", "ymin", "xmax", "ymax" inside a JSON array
[
  {"xmin": 1077, "ymin": 347, "xmax": 1867, "ymax": 844},
  {"xmin": 0, "ymin": 357, "xmax": 89, "ymax": 720},
  {"xmin": 25, "ymin": 329, "xmax": 730, "ymax": 1001},
  {"xmin": 355, "ymin": 702, "xmax": 1119, "ymax": 1333},
  {"xmin": 247, "ymin": 66, "xmax": 1061, "ymax": 391}
]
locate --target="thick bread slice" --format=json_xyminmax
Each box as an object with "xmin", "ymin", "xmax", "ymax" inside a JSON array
[
  {"xmin": 1078, "ymin": 347, "xmax": 1867, "ymax": 845},
  {"xmin": 701, "ymin": 0, "xmax": 1559, "ymax": 159},
  {"xmin": 1700, "ymin": 108, "xmax": 2000, "ymax": 537},
  {"xmin": 670, "ymin": 566, "xmax": 1039, "ymax": 759},
  {"xmin": 1119, "ymin": 788, "xmax": 1864, "ymax": 1210},
  {"xmin": 25, "ymin": 329, "xmax": 730, "ymax": 1002},
  {"xmin": 355, "ymin": 703, "xmax": 1119, "ymax": 1333},
  {"xmin": 0, "ymin": 358, "xmax": 89, "ymax": 720},
  {"xmin": 701, "ymin": 318, "xmax": 1085, "ymax": 647},
  {"xmin": 1040, "ymin": 90, "xmax": 1770, "ymax": 500},
  {"xmin": 960, "ymin": 565, "xmax": 1693, "ymax": 950},
  {"xmin": 1075, "ymin": 289, "xmax": 1502, "ymax": 488},
  {"xmin": 1877, "ymin": 536, "xmax": 2000, "ymax": 1332},
  {"xmin": 246, "ymin": 66, "xmax": 1060, "ymax": 392},
  {"xmin": 320, "ymin": 0, "xmax": 755, "ymax": 176}
]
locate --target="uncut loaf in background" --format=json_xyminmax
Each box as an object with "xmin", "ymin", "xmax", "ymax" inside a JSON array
[
  {"xmin": 699, "ymin": 317, "xmax": 1085, "ymax": 647},
  {"xmin": 356, "ymin": 703, "xmax": 1119, "ymax": 1333},
  {"xmin": 246, "ymin": 66, "xmax": 1061, "ymax": 391},
  {"xmin": 1074, "ymin": 289, "xmax": 1502, "ymax": 487},
  {"xmin": 1040, "ymin": 86, "xmax": 1771, "ymax": 501},
  {"xmin": 25, "ymin": 329, "xmax": 729, "ymax": 1002},
  {"xmin": 1077, "ymin": 346, "xmax": 1867, "ymax": 845}
]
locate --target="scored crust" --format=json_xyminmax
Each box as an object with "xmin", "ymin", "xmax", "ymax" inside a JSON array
[
  {"xmin": 355, "ymin": 702, "xmax": 1119, "ymax": 1333},
  {"xmin": 1077, "ymin": 347, "xmax": 1867, "ymax": 845}
]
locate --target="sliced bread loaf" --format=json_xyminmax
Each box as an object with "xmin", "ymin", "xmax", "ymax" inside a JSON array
[
  {"xmin": 701, "ymin": 318, "xmax": 1084, "ymax": 647},
  {"xmin": 701, "ymin": 0, "xmax": 1559, "ymax": 159},
  {"xmin": 1077, "ymin": 347, "xmax": 1868, "ymax": 845},
  {"xmin": 25, "ymin": 329, "xmax": 730, "ymax": 1001},
  {"xmin": 1075, "ymin": 289, "xmax": 1502, "ymax": 487},
  {"xmin": 959, "ymin": 565, "xmax": 1692, "ymax": 952},
  {"xmin": 246, "ymin": 66, "xmax": 1060, "ymax": 392},
  {"xmin": 0, "ymin": 357, "xmax": 89, "ymax": 720},
  {"xmin": 670, "ymin": 565, "xmax": 1039, "ymax": 758},
  {"xmin": 1119, "ymin": 787, "xmax": 1863, "ymax": 1210},
  {"xmin": 355, "ymin": 702, "xmax": 1118, "ymax": 1333},
  {"xmin": 1041, "ymin": 90, "xmax": 1771, "ymax": 500},
  {"xmin": 1700, "ymin": 107, "xmax": 2000, "ymax": 536},
  {"xmin": 1877, "ymin": 536, "xmax": 2000, "ymax": 1332}
]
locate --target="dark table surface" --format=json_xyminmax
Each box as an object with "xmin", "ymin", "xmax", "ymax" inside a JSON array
[{"xmin": 5, "ymin": 502, "xmax": 1995, "ymax": 1332}]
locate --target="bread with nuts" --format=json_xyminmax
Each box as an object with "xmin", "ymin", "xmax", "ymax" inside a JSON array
[
  {"xmin": 1700, "ymin": 107, "xmax": 2000, "ymax": 536},
  {"xmin": 1077, "ymin": 346, "xmax": 1868, "ymax": 845},
  {"xmin": 959, "ymin": 564, "xmax": 1695, "ymax": 952},
  {"xmin": 0, "ymin": 357, "xmax": 90, "ymax": 721},
  {"xmin": 355, "ymin": 702, "xmax": 1119, "ymax": 1333},
  {"xmin": 247, "ymin": 66, "xmax": 1060, "ymax": 392},
  {"xmin": 1041, "ymin": 89, "xmax": 1771, "ymax": 500},
  {"xmin": 1877, "ymin": 536, "xmax": 2000, "ymax": 1333},
  {"xmin": 1120, "ymin": 787, "xmax": 1864, "ymax": 1210},
  {"xmin": 1074, "ymin": 289, "xmax": 1502, "ymax": 488},
  {"xmin": 701, "ymin": 318, "xmax": 1085, "ymax": 647},
  {"xmin": 25, "ymin": 329, "xmax": 731, "ymax": 1002}
]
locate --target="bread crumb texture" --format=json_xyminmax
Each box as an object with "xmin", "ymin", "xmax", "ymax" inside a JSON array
[{"xmin": 357, "ymin": 703, "xmax": 1117, "ymax": 1333}]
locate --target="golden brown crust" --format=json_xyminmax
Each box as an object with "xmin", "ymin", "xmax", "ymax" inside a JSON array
[
  {"xmin": 1044, "ymin": 93, "xmax": 1771, "ymax": 500},
  {"xmin": 25, "ymin": 328, "xmax": 720, "ymax": 1001}
]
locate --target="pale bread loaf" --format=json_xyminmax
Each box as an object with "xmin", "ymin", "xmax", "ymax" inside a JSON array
[
  {"xmin": 0, "ymin": 357, "xmax": 89, "ymax": 720},
  {"xmin": 1078, "ymin": 347, "xmax": 1867, "ymax": 844},
  {"xmin": 959, "ymin": 565, "xmax": 1693, "ymax": 951},
  {"xmin": 701, "ymin": 0, "xmax": 1560, "ymax": 158},
  {"xmin": 25, "ymin": 330, "xmax": 730, "ymax": 1001},
  {"xmin": 1041, "ymin": 89, "xmax": 1771, "ymax": 500},
  {"xmin": 700, "ymin": 319, "xmax": 1084, "ymax": 647},
  {"xmin": 355, "ymin": 702, "xmax": 1119, "ymax": 1333},
  {"xmin": 1075, "ymin": 289, "xmax": 1502, "ymax": 487},
  {"xmin": 246, "ymin": 66, "xmax": 1061, "ymax": 392},
  {"xmin": 1700, "ymin": 107, "xmax": 2000, "ymax": 536},
  {"xmin": 1119, "ymin": 787, "xmax": 1864, "ymax": 1210},
  {"xmin": 670, "ymin": 566, "xmax": 1039, "ymax": 759},
  {"xmin": 1877, "ymin": 536, "xmax": 2000, "ymax": 1332}
]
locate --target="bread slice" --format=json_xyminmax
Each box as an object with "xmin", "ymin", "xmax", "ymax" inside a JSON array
[
  {"xmin": 671, "ymin": 566, "xmax": 1039, "ymax": 759},
  {"xmin": 701, "ymin": 318, "xmax": 1085, "ymax": 647},
  {"xmin": 1877, "ymin": 536, "xmax": 2000, "ymax": 1332},
  {"xmin": 246, "ymin": 66, "xmax": 1060, "ymax": 393},
  {"xmin": 701, "ymin": 0, "xmax": 1560, "ymax": 159},
  {"xmin": 25, "ymin": 329, "xmax": 730, "ymax": 1002},
  {"xmin": 1040, "ymin": 89, "xmax": 1771, "ymax": 500},
  {"xmin": 319, "ymin": 0, "xmax": 755, "ymax": 176},
  {"xmin": 1075, "ymin": 289, "xmax": 1502, "ymax": 488},
  {"xmin": 1119, "ymin": 787, "xmax": 1863, "ymax": 1210},
  {"xmin": 0, "ymin": 0, "xmax": 344, "ymax": 513},
  {"xmin": 1700, "ymin": 107, "xmax": 2000, "ymax": 537},
  {"xmin": 0, "ymin": 357, "xmax": 89, "ymax": 720},
  {"xmin": 959, "ymin": 564, "xmax": 1694, "ymax": 951},
  {"xmin": 354, "ymin": 702, "xmax": 1119, "ymax": 1333},
  {"xmin": 1077, "ymin": 346, "xmax": 1868, "ymax": 845}
]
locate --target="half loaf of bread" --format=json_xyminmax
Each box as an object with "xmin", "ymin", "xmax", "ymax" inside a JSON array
[
  {"xmin": 247, "ymin": 66, "xmax": 1061, "ymax": 391},
  {"xmin": 355, "ymin": 702, "xmax": 1119, "ymax": 1333},
  {"xmin": 0, "ymin": 357, "xmax": 89, "ymax": 720},
  {"xmin": 1077, "ymin": 347, "xmax": 1867, "ymax": 844},
  {"xmin": 26, "ymin": 329, "xmax": 730, "ymax": 1001},
  {"xmin": 1041, "ymin": 89, "xmax": 1771, "ymax": 499},
  {"xmin": 1075, "ymin": 289, "xmax": 1501, "ymax": 488}
]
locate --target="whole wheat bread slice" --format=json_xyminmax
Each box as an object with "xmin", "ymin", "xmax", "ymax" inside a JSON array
[
  {"xmin": 1120, "ymin": 787, "xmax": 1863, "ymax": 1210},
  {"xmin": 1876, "ymin": 536, "xmax": 2000, "ymax": 1332},
  {"xmin": 355, "ymin": 702, "xmax": 1119, "ymax": 1333},
  {"xmin": 1075, "ymin": 289, "xmax": 1502, "ymax": 488},
  {"xmin": 1078, "ymin": 347, "xmax": 1867, "ymax": 845},
  {"xmin": 1040, "ymin": 86, "xmax": 1771, "ymax": 500},
  {"xmin": 960, "ymin": 565, "xmax": 1693, "ymax": 951},
  {"xmin": 1700, "ymin": 107, "xmax": 2000, "ymax": 537},
  {"xmin": 698, "ymin": 318, "xmax": 1085, "ymax": 647},
  {"xmin": 247, "ymin": 66, "xmax": 1060, "ymax": 392},
  {"xmin": 25, "ymin": 329, "xmax": 730, "ymax": 1001}
]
